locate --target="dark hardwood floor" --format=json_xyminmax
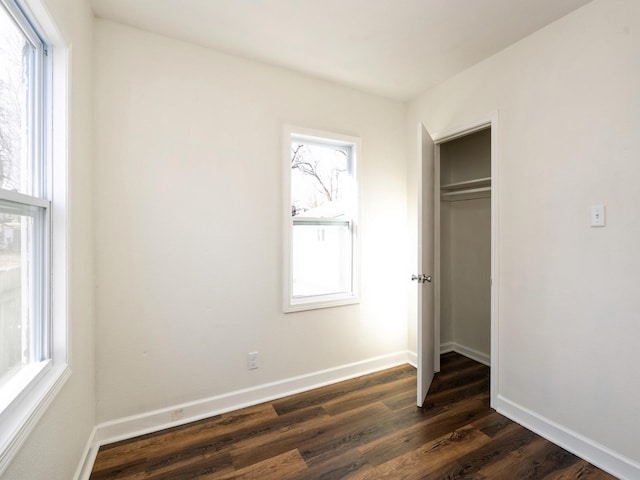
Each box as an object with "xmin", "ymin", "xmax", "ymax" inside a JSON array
[{"xmin": 90, "ymin": 353, "xmax": 616, "ymax": 479}]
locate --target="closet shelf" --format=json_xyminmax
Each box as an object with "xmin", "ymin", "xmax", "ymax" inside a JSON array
[
  {"xmin": 440, "ymin": 177, "xmax": 491, "ymax": 191},
  {"xmin": 441, "ymin": 186, "xmax": 491, "ymax": 202},
  {"xmin": 440, "ymin": 187, "xmax": 491, "ymax": 202},
  {"xmin": 441, "ymin": 176, "xmax": 491, "ymax": 202}
]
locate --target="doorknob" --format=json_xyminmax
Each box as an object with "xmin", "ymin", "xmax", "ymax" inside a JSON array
[{"xmin": 411, "ymin": 274, "xmax": 432, "ymax": 283}]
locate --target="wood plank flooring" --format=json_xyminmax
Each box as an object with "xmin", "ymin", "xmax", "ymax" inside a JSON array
[{"xmin": 90, "ymin": 353, "xmax": 617, "ymax": 479}]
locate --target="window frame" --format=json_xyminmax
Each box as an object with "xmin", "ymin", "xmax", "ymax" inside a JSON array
[
  {"xmin": 283, "ymin": 125, "xmax": 361, "ymax": 313},
  {"xmin": 0, "ymin": 0, "xmax": 69, "ymax": 474}
]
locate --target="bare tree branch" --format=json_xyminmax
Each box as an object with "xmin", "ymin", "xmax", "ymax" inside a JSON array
[{"xmin": 291, "ymin": 144, "xmax": 347, "ymax": 205}]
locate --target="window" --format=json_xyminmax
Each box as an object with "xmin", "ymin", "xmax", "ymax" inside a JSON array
[
  {"xmin": 0, "ymin": 0, "xmax": 49, "ymax": 400},
  {"xmin": 0, "ymin": 0, "xmax": 68, "ymax": 472},
  {"xmin": 284, "ymin": 127, "xmax": 360, "ymax": 312}
]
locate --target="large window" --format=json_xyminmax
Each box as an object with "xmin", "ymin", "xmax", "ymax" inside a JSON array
[
  {"xmin": 0, "ymin": 0, "xmax": 67, "ymax": 472},
  {"xmin": 284, "ymin": 127, "xmax": 360, "ymax": 312},
  {"xmin": 0, "ymin": 0, "xmax": 49, "ymax": 399}
]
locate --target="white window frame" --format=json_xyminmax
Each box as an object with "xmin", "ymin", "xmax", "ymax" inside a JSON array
[
  {"xmin": 283, "ymin": 125, "xmax": 361, "ymax": 312},
  {"xmin": 0, "ymin": 0, "xmax": 68, "ymax": 474}
]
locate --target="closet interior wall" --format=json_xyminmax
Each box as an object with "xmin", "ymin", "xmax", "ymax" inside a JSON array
[{"xmin": 439, "ymin": 128, "xmax": 491, "ymax": 361}]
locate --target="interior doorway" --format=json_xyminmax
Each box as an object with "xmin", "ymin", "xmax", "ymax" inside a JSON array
[
  {"xmin": 416, "ymin": 115, "xmax": 499, "ymax": 408},
  {"xmin": 436, "ymin": 127, "xmax": 491, "ymax": 370}
]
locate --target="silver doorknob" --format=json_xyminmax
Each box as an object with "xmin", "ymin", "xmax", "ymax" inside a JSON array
[{"xmin": 411, "ymin": 274, "xmax": 432, "ymax": 283}]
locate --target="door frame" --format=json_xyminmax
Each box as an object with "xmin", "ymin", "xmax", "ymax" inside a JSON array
[{"xmin": 430, "ymin": 111, "xmax": 500, "ymax": 408}]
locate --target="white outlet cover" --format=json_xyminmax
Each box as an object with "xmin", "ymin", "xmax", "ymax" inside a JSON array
[{"xmin": 590, "ymin": 205, "xmax": 606, "ymax": 227}]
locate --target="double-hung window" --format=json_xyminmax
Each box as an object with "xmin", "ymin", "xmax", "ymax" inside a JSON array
[
  {"xmin": 284, "ymin": 127, "xmax": 360, "ymax": 312},
  {"xmin": 0, "ymin": 0, "xmax": 65, "ymax": 471}
]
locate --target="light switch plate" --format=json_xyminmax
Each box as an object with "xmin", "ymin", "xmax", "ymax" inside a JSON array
[{"xmin": 591, "ymin": 205, "xmax": 606, "ymax": 227}]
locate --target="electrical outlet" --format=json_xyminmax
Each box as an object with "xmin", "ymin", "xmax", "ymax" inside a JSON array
[
  {"xmin": 591, "ymin": 204, "xmax": 606, "ymax": 227},
  {"xmin": 248, "ymin": 351, "xmax": 258, "ymax": 370}
]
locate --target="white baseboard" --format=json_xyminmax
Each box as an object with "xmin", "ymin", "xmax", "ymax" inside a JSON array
[
  {"xmin": 75, "ymin": 351, "xmax": 412, "ymax": 479},
  {"xmin": 407, "ymin": 351, "xmax": 417, "ymax": 368},
  {"xmin": 73, "ymin": 426, "xmax": 98, "ymax": 480},
  {"xmin": 440, "ymin": 342, "xmax": 455, "ymax": 354},
  {"xmin": 497, "ymin": 395, "xmax": 640, "ymax": 480},
  {"xmin": 440, "ymin": 342, "xmax": 490, "ymax": 366}
]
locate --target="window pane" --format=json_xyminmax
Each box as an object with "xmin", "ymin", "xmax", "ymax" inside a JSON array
[
  {"xmin": 291, "ymin": 140, "xmax": 352, "ymax": 218},
  {"xmin": 0, "ymin": 205, "xmax": 42, "ymax": 390},
  {"xmin": 292, "ymin": 222, "xmax": 352, "ymax": 297},
  {"xmin": 0, "ymin": 4, "xmax": 36, "ymax": 196}
]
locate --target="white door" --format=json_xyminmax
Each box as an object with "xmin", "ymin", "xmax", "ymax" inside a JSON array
[{"xmin": 416, "ymin": 122, "xmax": 435, "ymax": 407}]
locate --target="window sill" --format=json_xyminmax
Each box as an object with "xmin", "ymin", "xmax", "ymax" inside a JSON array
[
  {"xmin": 0, "ymin": 363, "xmax": 71, "ymax": 476},
  {"xmin": 285, "ymin": 293, "xmax": 360, "ymax": 313},
  {"xmin": 0, "ymin": 361, "xmax": 51, "ymax": 415}
]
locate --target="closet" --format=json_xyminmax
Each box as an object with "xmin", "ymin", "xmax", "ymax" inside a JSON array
[{"xmin": 438, "ymin": 127, "xmax": 491, "ymax": 365}]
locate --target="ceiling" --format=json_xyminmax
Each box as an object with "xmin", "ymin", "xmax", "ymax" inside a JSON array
[{"xmin": 90, "ymin": 0, "xmax": 593, "ymax": 101}]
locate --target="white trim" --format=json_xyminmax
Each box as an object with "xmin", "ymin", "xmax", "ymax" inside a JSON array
[
  {"xmin": 406, "ymin": 351, "xmax": 417, "ymax": 368},
  {"xmin": 489, "ymin": 112, "xmax": 500, "ymax": 410},
  {"xmin": 86, "ymin": 352, "xmax": 412, "ymax": 458},
  {"xmin": 439, "ymin": 342, "xmax": 490, "ymax": 366},
  {"xmin": 73, "ymin": 426, "xmax": 98, "ymax": 480},
  {"xmin": 0, "ymin": 361, "xmax": 50, "ymax": 414},
  {"xmin": 432, "ymin": 118, "xmax": 493, "ymax": 143},
  {"xmin": 433, "ymin": 133, "xmax": 441, "ymax": 374},
  {"xmin": 497, "ymin": 395, "xmax": 640, "ymax": 480},
  {"xmin": 286, "ymin": 294, "xmax": 360, "ymax": 313},
  {"xmin": 439, "ymin": 341, "xmax": 455, "ymax": 354},
  {"xmin": 0, "ymin": 365, "xmax": 70, "ymax": 476}
]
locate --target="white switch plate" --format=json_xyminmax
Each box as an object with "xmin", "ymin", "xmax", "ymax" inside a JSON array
[
  {"xmin": 248, "ymin": 351, "xmax": 258, "ymax": 370},
  {"xmin": 590, "ymin": 205, "xmax": 606, "ymax": 227}
]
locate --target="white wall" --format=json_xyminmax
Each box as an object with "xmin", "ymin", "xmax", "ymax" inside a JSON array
[
  {"xmin": 93, "ymin": 20, "xmax": 408, "ymax": 423},
  {"xmin": 408, "ymin": 0, "xmax": 640, "ymax": 471},
  {"xmin": 440, "ymin": 198, "xmax": 491, "ymax": 356},
  {"xmin": 2, "ymin": 0, "xmax": 95, "ymax": 478}
]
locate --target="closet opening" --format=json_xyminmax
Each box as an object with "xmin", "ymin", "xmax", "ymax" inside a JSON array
[
  {"xmin": 435, "ymin": 127, "xmax": 492, "ymax": 376},
  {"xmin": 416, "ymin": 115, "xmax": 498, "ymax": 408}
]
